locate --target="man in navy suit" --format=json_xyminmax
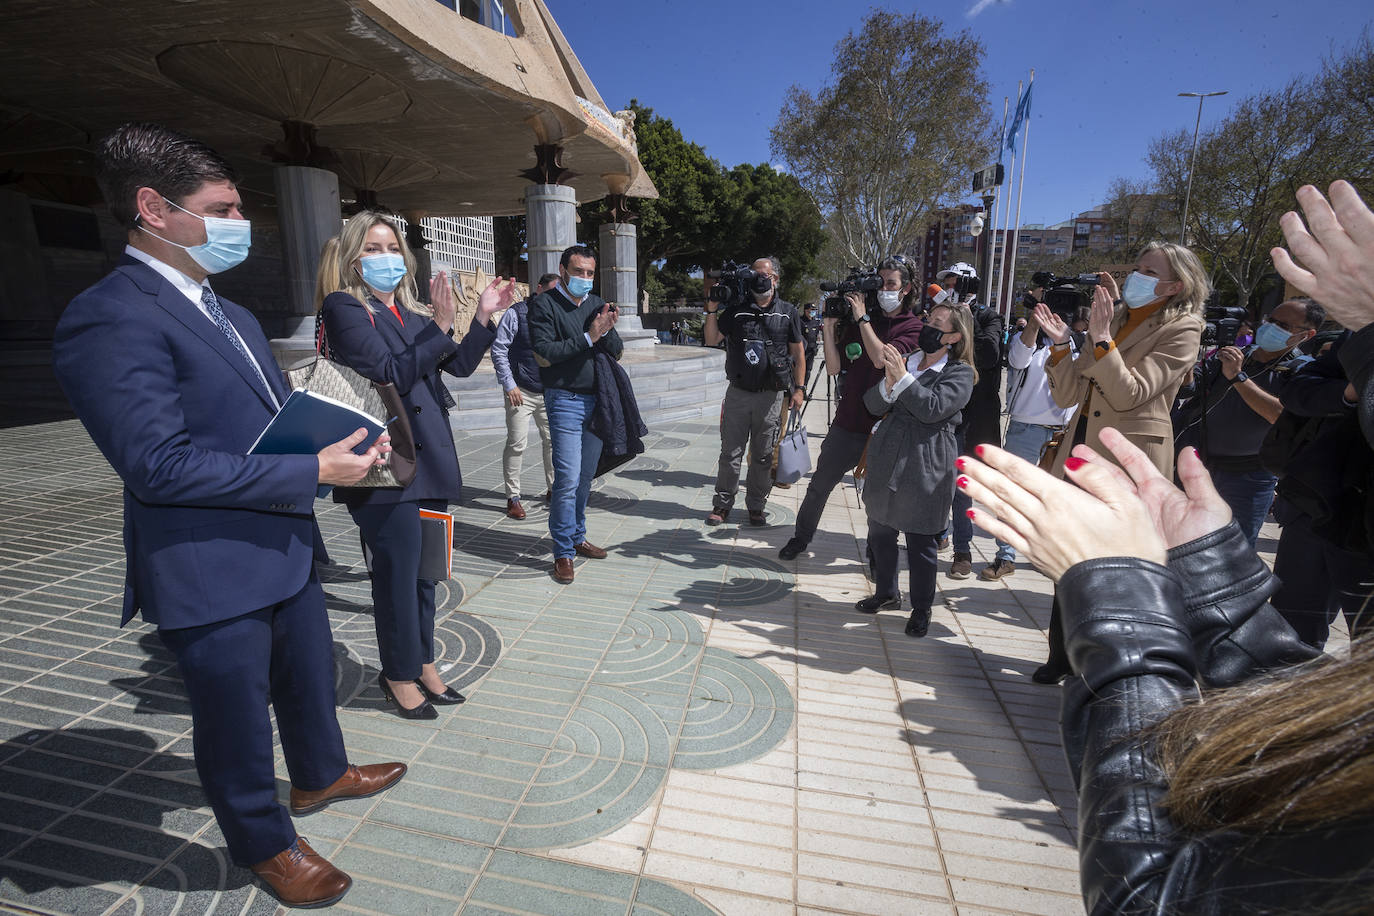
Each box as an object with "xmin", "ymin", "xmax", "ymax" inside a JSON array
[{"xmin": 53, "ymin": 123, "xmax": 405, "ymax": 908}]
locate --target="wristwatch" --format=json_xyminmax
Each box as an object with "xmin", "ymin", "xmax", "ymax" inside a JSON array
[
  {"xmin": 1233, "ymin": 371, "xmax": 1249, "ymax": 384},
  {"xmin": 704, "ymin": 308, "xmax": 717, "ymax": 316},
  {"xmin": 856, "ymin": 313, "xmax": 872, "ymax": 324},
  {"xmin": 793, "ymin": 383, "xmax": 805, "ymax": 392}
]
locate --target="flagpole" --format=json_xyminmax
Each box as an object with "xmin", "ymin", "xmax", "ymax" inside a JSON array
[
  {"xmin": 995, "ymin": 81, "xmax": 1022, "ymax": 316},
  {"xmin": 987, "ymin": 94, "xmax": 1010, "ymax": 314},
  {"xmin": 1004, "ymin": 69, "xmax": 1034, "ymax": 309}
]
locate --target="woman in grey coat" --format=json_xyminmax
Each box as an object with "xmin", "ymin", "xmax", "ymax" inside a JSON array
[{"xmin": 858, "ymin": 302, "xmax": 977, "ymax": 636}]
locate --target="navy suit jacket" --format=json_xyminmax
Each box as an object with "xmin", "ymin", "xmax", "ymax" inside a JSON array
[
  {"xmin": 320, "ymin": 291, "xmax": 495, "ymax": 506},
  {"xmin": 53, "ymin": 256, "xmax": 321, "ymax": 629}
]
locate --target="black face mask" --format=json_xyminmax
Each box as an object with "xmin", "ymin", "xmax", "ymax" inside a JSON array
[{"xmin": 918, "ymin": 324, "xmax": 948, "ymax": 354}]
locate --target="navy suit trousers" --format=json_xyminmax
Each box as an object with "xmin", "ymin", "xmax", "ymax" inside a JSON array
[
  {"xmin": 349, "ymin": 499, "xmax": 443, "ymax": 679},
  {"xmin": 159, "ymin": 571, "xmax": 347, "ymax": 865}
]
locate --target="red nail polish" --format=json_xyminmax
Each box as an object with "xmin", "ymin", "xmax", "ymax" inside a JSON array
[
  {"xmin": 1064, "ymin": 457, "xmax": 1086, "ymax": 471},
  {"xmin": 956, "ymin": 475, "xmax": 970, "ymax": 489},
  {"xmin": 975, "ymin": 445, "xmax": 986, "ymax": 457},
  {"xmin": 965, "ymin": 508, "xmax": 977, "ymax": 520},
  {"xmin": 955, "ymin": 457, "xmax": 967, "ymax": 471}
]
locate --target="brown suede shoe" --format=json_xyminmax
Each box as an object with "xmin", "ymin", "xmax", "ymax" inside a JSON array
[
  {"xmin": 289, "ymin": 762, "xmax": 407, "ymax": 816},
  {"xmin": 574, "ymin": 541, "xmax": 607, "ymax": 559},
  {"xmin": 250, "ymin": 837, "xmax": 351, "ymax": 908},
  {"xmin": 506, "ymin": 498, "xmax": 526, "ymax": 520},
  {"xmin": 554, "ymin": 557, "xmax": 575, "ymax": 583}
]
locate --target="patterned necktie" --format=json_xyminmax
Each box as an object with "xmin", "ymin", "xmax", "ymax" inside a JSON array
[{"xmin": 201, "ymin": 285, "xmax": 277, "ymax": 407}]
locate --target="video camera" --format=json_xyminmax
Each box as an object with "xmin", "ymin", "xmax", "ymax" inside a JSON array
[
  {"xmin": 819, "ymin": 267, "xmax": 882, "ymax": 320},
  {"xmin": 1031, "ymin": 270, "xmax": 1100, "ymax": 325},
  {"xmin": 707, "ymin": 260, "xmax": 773, "ymax": 307},
  {"xmin": 1202, "ymin": 302, "xmax": 1247, "ymax": 349}
]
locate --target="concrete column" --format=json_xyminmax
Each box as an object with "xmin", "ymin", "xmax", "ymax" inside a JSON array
[
  {"xmin": 597, "ymin": 222, "xmax": 637, "ymax": 310},
  {"xmin": 272, "ymin": 165, "xmax": 340, "ymax": 345},
  {"xmin": 525, "ymin": 183, "xmax": 577, "ymax": 281}
]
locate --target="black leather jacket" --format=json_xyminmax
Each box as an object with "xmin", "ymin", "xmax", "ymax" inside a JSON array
[{"xmin": 1060, "ymin": 521, "xmax": 1374, "ymax": 914}]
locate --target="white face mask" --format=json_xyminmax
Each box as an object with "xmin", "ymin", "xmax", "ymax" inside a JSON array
[
  {"xmin": 877, "ymin": 290, "xmax": 903, "ymax": 312},
  {"xmin": 1121, "ymin": 271, "xmax": 1163, "ymax": 309}
]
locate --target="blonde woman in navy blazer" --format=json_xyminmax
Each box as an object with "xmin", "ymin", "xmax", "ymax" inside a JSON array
[{"xmin": 321, "ymin": 212, "xmax": 514, "ymax": 718}]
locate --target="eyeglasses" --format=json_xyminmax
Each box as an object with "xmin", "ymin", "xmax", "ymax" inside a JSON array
[{"xmin": 1269, "ymin": 318, "xmax": 1312, "ymax": 335}]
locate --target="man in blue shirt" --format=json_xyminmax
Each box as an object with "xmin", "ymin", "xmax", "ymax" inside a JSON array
[{"xmin": 491, "ymin": 272, "xmax": 559, "ymax": 519}]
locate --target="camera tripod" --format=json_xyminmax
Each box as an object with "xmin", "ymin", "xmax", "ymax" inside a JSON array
[{"xmin": 802, "ymin": 355, "xmax": 834, "ymax": 426}]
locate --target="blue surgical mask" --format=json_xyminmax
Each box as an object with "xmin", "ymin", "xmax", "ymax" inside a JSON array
[
  {"xmin": 1121, "ymin": 271, "xmax": 1162, "ymax": 309},
  {"xmin": 565, "ymin": 276, "xmax": 594, "ymax": 298},
  {"xmin": 1254, "ymin": 320, "xmax": 1294, "ymax": 353},
  {"xmin": 141, "ymin": 197, "xmax": 252, "ymax": 274},
  {"xmin": 359, "ymin": 253, "xmax": 408, "ymax": 292}
]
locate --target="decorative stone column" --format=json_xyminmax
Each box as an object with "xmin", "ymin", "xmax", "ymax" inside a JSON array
[
  {"xmin": 524, "ymin": 183, "xmax": 577, "ymax": 281},
  {"xmin": 272, "ymin": 165, "xmax": 340, "ymax": 355},
  {"xmin": 597, "ymin": 221, "xmax": 637, "ymax": 310}
]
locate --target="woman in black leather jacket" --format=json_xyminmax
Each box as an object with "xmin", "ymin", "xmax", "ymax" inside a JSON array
[{"xmin": 958, "ymin": 427, "xmax": 1374, "ymax": 914}]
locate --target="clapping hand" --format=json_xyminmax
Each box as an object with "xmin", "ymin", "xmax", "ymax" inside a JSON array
[
  {"xmin": 429, "ymin": 271, "xmax": 456, "ymax": 333},
  {"xmin": 1088, "ymin": 285, "xmax": 1115, "ymax": 343},
  {"xmin": 477, "ymin": 276, "xmax": 518, "ymax": 326},
  {"xmin": 881, "ymin": 343, "xmax": 907, "ymax": 389},
  {"xmin": 1271, "ymin": 180, "xmax": 1374, "ymax": 333},
  {"xmin": 589, "ymin": 303, "xmax": 618, "ymax": 342},
  {"xmin": 1032, "ymin": 303, "xmax": 1070, "ymax": 344}
]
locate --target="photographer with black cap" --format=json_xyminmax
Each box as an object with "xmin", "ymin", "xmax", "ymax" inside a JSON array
[
  {"xmin": 777, "ymin": 256, "xmax": 924, "ymax": 560},
  {"xmin": 703, "ymin": 256, "xmax": 805, "ymax": 526}
]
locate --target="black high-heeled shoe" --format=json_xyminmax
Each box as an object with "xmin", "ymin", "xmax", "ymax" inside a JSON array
[
  {"xmin": 416, "ymin": 680, "xmax": 465, "ymax": 705},
  {"xmin": 377, "ymin": 673, "xmax": 437, "ymax": 720}
]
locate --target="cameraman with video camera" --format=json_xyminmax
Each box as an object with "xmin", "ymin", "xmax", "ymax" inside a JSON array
[
  {"xmin": 777, "ymin": 256, "xmax": 924, "ymax": 561},
  {"xmin": 703, "ymin": 257, "xmax": 805, "ymax": 526}
]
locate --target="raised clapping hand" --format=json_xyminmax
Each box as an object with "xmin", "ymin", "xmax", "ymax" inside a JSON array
[
  {"xmin": 317, "ymin": 428, "xmax": 391, "ymax": 486},
  {"xmin": 881, "ymin": 342, "xmax": 907, "ymax": 389},
  {"xmin": 956, "ymin": 428, "xmax": 1232, "ymax": 580},
  {"xmin": 1088, "ymin": 284, "xmax": 1115, "ymax": 343},
  {"xmin": 1032, "ymin": 302, "xmax": 1070, "ymax": 344},
  {"xmin": 589, "ymin": 303, "xmax": 618, "ymax": 341},
  {"xmin": 429, "ymin": 271, "xmax": 456, "ymax": 333},
  {"xmin": 476, "ymin": 276, "xmax": 518, "ymax": 325},
  {"xmin": 1272, "ymin": 180, "xmax": 1374, "ymax": 333}
]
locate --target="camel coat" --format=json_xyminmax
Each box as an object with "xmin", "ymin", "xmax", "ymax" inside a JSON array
[{"xmin": 1046, "ymin": 307, "xmax": 1202, "ymax": 478}]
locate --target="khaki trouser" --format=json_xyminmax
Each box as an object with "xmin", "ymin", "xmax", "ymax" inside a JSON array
[
  {"xmin": 713, "ymin": 384, "xmax": 785, "ymax": 513},
  {"xmin": 503, "ymin": 387, "xmax": 554, "ymax": 500}
]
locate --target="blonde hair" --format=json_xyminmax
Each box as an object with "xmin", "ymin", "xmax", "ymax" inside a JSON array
[
  {"xmin": 313, "ymin": 235, "xmax": 342, "ymax": 314},
  {"xmin": 336, "ymin": 211, "xmax": 427, "ymax": 316},
  {"xmin": 928, "ymin": 302, "xmax": 979, "ymax": 386},
  {"xmin": 1139, "ymin": 240, "xmax": 1210, "ymax": 322}
]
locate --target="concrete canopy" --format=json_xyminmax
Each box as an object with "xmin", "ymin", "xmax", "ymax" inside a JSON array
[{"xmin": 0, "ymin": 0, "xmax": 656, "ymax": 217}]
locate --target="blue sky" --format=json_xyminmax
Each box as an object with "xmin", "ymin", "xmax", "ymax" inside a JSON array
[{"xmin": 545, "ymin": 0, "xmax": 1371, "ymax": 227}]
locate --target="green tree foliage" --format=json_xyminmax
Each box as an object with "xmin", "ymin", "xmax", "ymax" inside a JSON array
[
  {"xmin": 581, "ymin": 101, "xmax": 825, "ymax": 307},
  {"xmin": 769, "ymin": 10, "xmax": 996, "ymax": 269}
]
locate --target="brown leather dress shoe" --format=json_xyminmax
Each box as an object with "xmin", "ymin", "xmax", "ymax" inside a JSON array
[
  {"xmin": 289, "ymin": 762, "xmax": 407, "ymax": 816},
  {"xmin": 506, "ymin": 498, "xmax": 526, "ymax": 520},
  {"xmin": 251, "ymin": 837, "xmax": 351, "ymax": 908},
  {"xmin": 554, "ymin": 557, "xmax": 575, "ymax": 583},
  {"xmin": 574, "ymin": 541, "xmax": 607, "ymax": 559}
]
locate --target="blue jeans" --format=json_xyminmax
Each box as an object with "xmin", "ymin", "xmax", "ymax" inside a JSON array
[
  {"xmin": 545, "ymin": 389, "xmax": 603, "ymax": 559},
  {"xmin": 994, "ymin": 420, "xmax": 1057, "ymax": 562},
  {"xmin": 1209, "ymin": 467, "xmax": 1277, "ymax": 547}
]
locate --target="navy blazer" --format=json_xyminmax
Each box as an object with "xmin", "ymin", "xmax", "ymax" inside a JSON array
[
  {"xmin": 320, "ymin": 291, "xmax": 495, "ymax": 506},
  {"xmin": 53, "ymin": 257, "xmax": 321, "ymax": 629}
]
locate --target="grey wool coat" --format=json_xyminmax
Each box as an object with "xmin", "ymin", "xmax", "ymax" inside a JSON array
[{"xmin": 861, "ymin": 360, "xmax": 975, "ymax": 535}]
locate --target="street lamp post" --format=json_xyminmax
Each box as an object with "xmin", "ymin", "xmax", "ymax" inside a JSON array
[{"xmin": 1178, "ymin": 90, "xmax": 1227, "ymax": 244}]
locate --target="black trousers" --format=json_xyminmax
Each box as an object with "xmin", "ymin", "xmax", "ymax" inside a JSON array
[
  {"xmin": 792, "ymin": 425, "xmax": 871, "ymax": 545},
  {"xmin": 1272, "ymin": 507, "xmax": 1374, "ymax": 648},
  {"xmin": 867, "ymin": 520, "xmax": 940, "ymax": 612}
]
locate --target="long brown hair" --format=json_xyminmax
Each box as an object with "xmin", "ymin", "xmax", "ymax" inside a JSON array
[{"xmin": 1156, "ymin": 635, "xmax": 1374, "ymax": 832}]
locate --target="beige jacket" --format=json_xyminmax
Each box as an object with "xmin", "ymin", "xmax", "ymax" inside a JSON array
[{"xmin": 1046, "ymin": 308, "xmax": 1202, "ymax": 478}]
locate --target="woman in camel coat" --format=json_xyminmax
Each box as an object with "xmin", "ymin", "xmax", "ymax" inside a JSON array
[{"xmin": 1029, "ymin": 240, "xmax": 1208, "ymax": 680}]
